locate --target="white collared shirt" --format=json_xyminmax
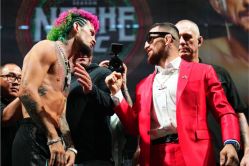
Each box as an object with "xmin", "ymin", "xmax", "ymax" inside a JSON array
[
  {"xmin": 111, "ymin": 57, "xmax": 182, "ymax": 140},
  {"xmin": 149, "ymin": 57, "xmax": 181, "ymax": 140}
]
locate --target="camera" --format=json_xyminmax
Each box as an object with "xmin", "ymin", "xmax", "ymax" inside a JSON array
[{"xmin": 108, "ymin": 43, "xmax": 124, "ymax": 73}]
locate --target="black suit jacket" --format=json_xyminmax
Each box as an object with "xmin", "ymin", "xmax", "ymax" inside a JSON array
[{"xmin": 66, "ymin": 63, "xmax": 114, "ymax": 163}]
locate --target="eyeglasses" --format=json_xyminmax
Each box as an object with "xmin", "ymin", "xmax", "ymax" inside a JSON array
[
  {"xmin": 146, "ymin": 32, "xmax": 175, "ymax": 44},
  {"xmin": 0, "ymin": 74, "xmax": 21, "ymax": 82}
]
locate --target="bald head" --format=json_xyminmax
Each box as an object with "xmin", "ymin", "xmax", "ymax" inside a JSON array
[
  {"xmin": 175, "ymin": 20, "xmax": 200, "ymax": 37},
  {"xmin": 175, "ymin": 20, "xmax": 203, "ymax": 62}
]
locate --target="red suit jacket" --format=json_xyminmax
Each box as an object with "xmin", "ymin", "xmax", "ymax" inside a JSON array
[{"xmin": 115, "ymin": 60, "xmax": 240, "ymax": 166}]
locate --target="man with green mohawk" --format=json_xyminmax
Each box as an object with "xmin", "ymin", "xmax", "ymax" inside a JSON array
[{"xmin": 13, "ymin": 8, "xmax": 99, "ymax": 166}]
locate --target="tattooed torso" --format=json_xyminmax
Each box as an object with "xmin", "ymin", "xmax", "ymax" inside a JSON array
[
  {"xmin": 19, "ymin": 40, "xmax": 74, "ymax": 149},
  {"xmin": 21, "ymin": 42, "xmax": 70, "ymax": 128}
]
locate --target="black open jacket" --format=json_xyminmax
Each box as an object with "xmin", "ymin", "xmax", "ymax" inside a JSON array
[{"xmin": 66, "ymin": 63, "xmax": 114, "ymax": 163}]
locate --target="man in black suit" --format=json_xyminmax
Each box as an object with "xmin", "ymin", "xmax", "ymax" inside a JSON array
[{"xmin": 66, "ymin": 53, "xmax": 114, "ymax": 166}]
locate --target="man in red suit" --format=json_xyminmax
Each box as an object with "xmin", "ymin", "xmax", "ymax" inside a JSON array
[{"xmin": 105, "ymin": 22, "xmax": 240, "ymax": 166}]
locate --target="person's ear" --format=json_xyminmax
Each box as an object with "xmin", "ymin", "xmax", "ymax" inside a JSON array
[
  {"xmin": 209, "ymin": 0, "xmax": 223, "ymax": 15},
  {"xmin": 198, "ymin": 36, "xmax": 203, "ymax": 47},
  {"xmin": 164, "ymin": 34, "xmax": 173, "ymax": 45},
  {"xmin": 73, "ymin": 22, "xmax": 81, "ymax": 32}
]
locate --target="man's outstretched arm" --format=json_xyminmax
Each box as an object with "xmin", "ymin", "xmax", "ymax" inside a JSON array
[{"xmin": 1, "ymin": 98, "xmax": 22, "ymax": 125}]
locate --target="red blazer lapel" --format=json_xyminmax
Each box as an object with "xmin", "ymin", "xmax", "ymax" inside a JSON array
[
  {"xmin": 176, "ymin": 60, "xmax": 193, "ymax": 105},
  {"xmin": 144, "ymin": 71, "xmax": 156, "ymax": 103},
  {"xmin": 140, "ymin": 71, "xmax": 156, "ymax": 132}
]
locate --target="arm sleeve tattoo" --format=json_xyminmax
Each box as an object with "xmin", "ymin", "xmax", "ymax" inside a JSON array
[
  {"xmin": 19, "ymin": 86, "xmax": 58, "ymax": 135},
  {"xmin": 19, "ymin": 94, "xmax": 47, "ymax": 131},
  {"xmin": 58, "ymin": 104, "xmax": 74, "ymax": 148}
]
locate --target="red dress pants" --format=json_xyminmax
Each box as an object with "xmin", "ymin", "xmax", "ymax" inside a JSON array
[{"xmin": 150, "ymin": 142, "xmax": 186, "ymax": 166}]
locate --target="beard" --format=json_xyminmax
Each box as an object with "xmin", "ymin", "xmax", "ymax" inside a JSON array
[
  {"xmin": 73, "ymin": 36, "xmax": 92, "ymax": 57},
  {"xmin": 148, "ymin": 52, "xmax": 161, "ymax": 65},
  {"xmin": 71, "ymin": 36, "xmax": 93, "ymax": 68},
  {"xmin": 148, "ymin": 43, "xmax": 168, "ymax": 65},
  {"xmin": 147, "ymin": 48, "xmax": 166, "ymax": 65}
]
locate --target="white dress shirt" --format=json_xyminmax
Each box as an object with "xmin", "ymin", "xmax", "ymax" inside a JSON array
[{"xmin": 149, "ymin": 57, "xmax": 181, "ymax": 140}]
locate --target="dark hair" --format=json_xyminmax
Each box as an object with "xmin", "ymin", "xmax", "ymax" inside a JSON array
[
  {"xmin": 0, "ymin": 63, "xmax": 20, "ymax": 74},
  {"xmin": 149, "ymin": 22, "xmax": 179, "ymax": 40}
]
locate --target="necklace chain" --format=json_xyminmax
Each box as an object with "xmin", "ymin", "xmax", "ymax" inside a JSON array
[
  {"xmin": 155, "ymin": 69, "xmax": 176, "ymax": 90},
  {"xmin": 56, "ymin": 41, "xmax": 71, "ymax": 91}
]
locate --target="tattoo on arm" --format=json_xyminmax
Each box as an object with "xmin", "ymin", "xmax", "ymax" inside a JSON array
[
  {"xmin": 59, "ymin": 112, "xmax": 74, "ymax": 148},
  {"xmin": 38, "ymin": 86, "xmax": 47, "ymax": 96},
  {"xmin": 19, "ymin": 94, "xmax": 46, "ymax": 130}
]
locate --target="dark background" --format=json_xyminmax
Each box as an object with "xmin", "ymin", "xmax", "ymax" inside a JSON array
[
  {"xmin": 1, "ymin": 0, "xmax": 225, "ymax": 65},
  {"xmin": 1, "ymin": 0, "xmax": 248, "ymax": 162},
  {"xmin": 1, "ymin": 0, "xmax": 247, "ymax": 108}
]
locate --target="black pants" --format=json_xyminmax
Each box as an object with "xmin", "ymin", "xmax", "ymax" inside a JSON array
[
  {"xmin": 75, "ymin": 160, "xmax": 114, "ymax": 166},
  {"xmin": 1, "ymin": 123, "xmax": 19, "ymax": 166},
  {"xmin": 12, "ymin": 118, "xmax": 50, "ymax": 166}
]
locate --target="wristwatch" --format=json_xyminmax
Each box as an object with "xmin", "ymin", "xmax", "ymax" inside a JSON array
[{"xmin": 224, "ymin": 140, "xmax": 240, "ymax": 152}]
